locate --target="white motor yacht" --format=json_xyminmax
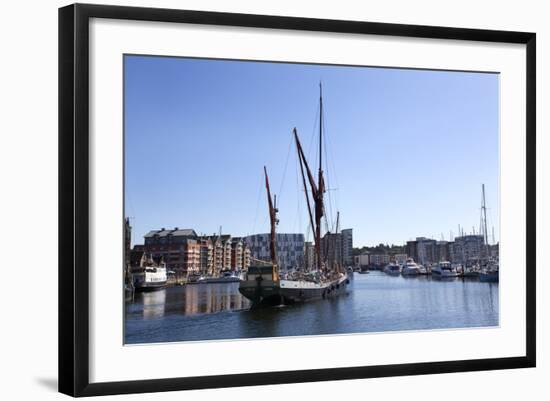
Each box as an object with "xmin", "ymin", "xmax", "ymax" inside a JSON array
[
  {"xmin": 431, "ymin": 261, "xmax": 459, "ymax": 278},
  {"xmin": 401, "ymin": 258, "xmax": 420, "ymax": 276}
]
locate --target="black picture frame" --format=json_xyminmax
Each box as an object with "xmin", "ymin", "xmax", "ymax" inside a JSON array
[{"xmin": 59, "ymin": 3, "xmax": 536, "ymax": 397}]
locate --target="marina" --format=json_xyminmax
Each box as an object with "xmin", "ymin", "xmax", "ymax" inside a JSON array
[
  {"xmin": 125, "ymin": 271, "xmax": 499, "ymax": 344},
  {"xmin": 122, "ymin": 65, "xmax": 500, "ymax": 345}
]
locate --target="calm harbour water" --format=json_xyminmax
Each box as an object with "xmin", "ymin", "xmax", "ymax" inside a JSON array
[{"xmin": 125, "ymin": 271, "xmax": 499, "ymax": 344}]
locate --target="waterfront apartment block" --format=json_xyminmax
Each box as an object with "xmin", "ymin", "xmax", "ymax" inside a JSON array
[
  {"xmin": 139, "ymin": 227, "xmax": 251, "ymax": 275},
  {"xmin": 245, "ymin": 233, "xmax": 305, "ymax": 271},
  {"xmin": 143, "ymin": 228, "xmax": 199, "ymax": 272},
  {"xmin": 321, "ymin": 228, "xmax": 354, "ymax": 269},
  {"xmin": 341, "ymin": 229, "xmax": 353, "ymax": 265},
  {"xmin": 452, "ymin": 235, "xmax": 486, "ymax": 264},
  {"xmin": 354, "ymin": 252, "xmax": 370, "ymax": 268},
  {"xmin": 230, "ymin": 237, "xmax": 251, "ymax": 270},
  {"xmin": 321, "ymin": 232, "xmax": 343, "ymax": 269},
  {"xmin": 405, "ymin": 235, "xmax": 493, "ymax": 265},
  {"xmin": 369, "ymin": 253, "xmax": 390, "ymax": 266},
  {"xmin": 198, "ymin": 237, "xmax": 213, "ymax": 275}
]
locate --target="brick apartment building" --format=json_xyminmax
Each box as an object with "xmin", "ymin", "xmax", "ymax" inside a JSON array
[{"xmin": 136, "ymin": 227, "xmax": 251, "ymax": 275}]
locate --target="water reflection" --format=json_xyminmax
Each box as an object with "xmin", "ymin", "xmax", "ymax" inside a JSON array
[
  {"xmin": 162, "ymin": 283, "xmax": 251, "ymax": 317},
  {"xmin": 137, "ymin": 289, "xmax": 166, "ymax": 319},
  {"xmin": 125, "ymin": 272, "xmax": 499, "ymax": 344}
]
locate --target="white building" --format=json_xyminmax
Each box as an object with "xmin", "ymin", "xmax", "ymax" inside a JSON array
[{"xmin": 355, "ymin": 253, "xmax": 370, "ymax": 267}]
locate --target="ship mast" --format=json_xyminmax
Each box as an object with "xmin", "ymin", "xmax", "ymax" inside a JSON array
[
  {"xmin": 481, "ymin": 183, "xmax": 489, "ymax": 260},
  {"xmin": 293, "ymin": 84, "xmax": 326, "ymax": 274},
  {"xmin": 264, "ymin": 166, "xmax": 279, "ymax": 281},
  {"xmin": 316, "ymin": 83, "xmax": 326, "ymax": 273}
]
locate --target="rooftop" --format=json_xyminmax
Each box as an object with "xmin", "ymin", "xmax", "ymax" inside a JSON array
[{"xmin": 144, "ymin": 228, "xmax": 197, "ymax": 238}]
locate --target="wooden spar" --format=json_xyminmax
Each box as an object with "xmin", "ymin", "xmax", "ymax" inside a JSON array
[
  {"xmin": 293, "ymin": 128, "xmax": 318, "ymax": 196},
  {"xmin": 294, "ymin": 126, "xmax": 324, "ymax": 273},
  {"xmin": 264, "ymin": 166, "xmax": 279, "ymax": 281},
  {"xmin": 293, "ymin": 128, "xmax": 315, "ymax": 248},
  {"xmin": 250, "ymin": 256, "xmax": 272, "ymax": 265}
]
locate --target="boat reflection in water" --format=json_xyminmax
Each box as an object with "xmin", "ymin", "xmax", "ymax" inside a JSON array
[
  {"xmin": 125, "ymin": 272, "xmax": 498, "ymax": 344},
  {"xmin": 180, "ymin": 282, "xmax": 251, "ymax": 315},
  {"xmin": 139, "ymin": 288, "xmax": 166, "ymax": 319},
  {"xmin": 129, "ymin": 282, "xmax": 251, "ymax": 320}
]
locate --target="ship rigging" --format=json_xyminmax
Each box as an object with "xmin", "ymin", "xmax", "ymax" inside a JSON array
[{"xmin": 239, "ymin": 84, "xmax": 351, "ymax": 306}]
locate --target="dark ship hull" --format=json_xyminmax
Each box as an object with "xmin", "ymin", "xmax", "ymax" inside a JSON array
[{"xmin": 239, "ymin": 265, "xmax": 350, "ymax": 306}]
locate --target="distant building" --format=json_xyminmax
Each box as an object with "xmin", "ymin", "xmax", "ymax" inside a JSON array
[
  {"xmin": 369, "ymin": 253, "xmax": 390, "ymax": 266},
  {"xmin": 141, "ymin": 227, "xmax": 250, "ymax": 275},
  {"xmin": 221, "ymin": 235, "xmax": 232, "ymax": 270},
  {"xmin": 319, "ymin": 228, "xmax": 353, "ymax": 269},
  {"xmin": 231, "ymin": 237, "xmax": 251, "ymax": 271},
  {"xmin": 211, "ymin": 235, "xmax": 223, "ymax": 273},
  {"xmin": 129, "ymin": 244, "xmax": 144, "ymax": 267},
  {"xmin": 406, "ymin": 240, "xmax": 418, "ymax": 262},
  {"xmin": 198, "ymin": 237, "xmax": 213, "ymax": 275},
  {"xmin": 355, "ymin": 252, "xmax": 370, "ymax": 268},
  {"xmin": 394, "ymin": 253, "xmax": 407, "ymax": 264},
  {"xmin": 434, "ymin": 241, "xmax": 450, "ymax": 262},
  {"xmin": 406, "ymin": 237, "xmax": 439, "ymax": 264},
  {"xmin": 183, "ymin": 239, "xmax": 201, "ymax": 273},
  {"xmin": 245, "ymin": 233, "xmax": 304, "ymax": 271},
  {"xmin": 143, "ymin": 227, "xmax": 198, "ymax": 272},
  {"xmin": 242, "ymin": 245, "xmax": 251, "ymax": 271},
  {"xmin": 200, "ymin": 234, "xmax": 249, "ymax": 274},
  {"xmin": 341, "ymin": 229, "xmax": 353, "ymax": 266},
  {"xmin": 417, "ymin": 237, "xmax": 438, "ymax": 264},
  {"xmin": 452, "ymin": 235, "xmax": 485, "ymax": 265},
  {"xmin": 321, "ymin": 232, "xmax": 343, "ymax": 269}
]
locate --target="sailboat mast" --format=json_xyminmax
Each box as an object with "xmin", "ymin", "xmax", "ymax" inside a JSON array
[
  {"xmin": 264, "ymin": 166, "xmax": 279, "ymax": 280},
  {"xmin": 481, "ymin": 184, "xmax": 489, "ymax": 258},
  {"xmin": 319, "ymin": 83, "xmax": 323, "ymax": 181},
  {"xmin": 316, "ymin": 83, "xmax": 325, "ymax": 273}
]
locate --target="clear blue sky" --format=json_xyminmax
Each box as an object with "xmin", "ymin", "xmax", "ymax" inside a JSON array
[{"xmin": 125, "ymin": 55, "xmax": 499, "ymax": 248}]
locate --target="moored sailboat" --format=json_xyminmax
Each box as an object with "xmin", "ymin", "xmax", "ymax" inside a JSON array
[{"xmin": 239, "ymin": 85, "xmax": 351, "ymax": 306}]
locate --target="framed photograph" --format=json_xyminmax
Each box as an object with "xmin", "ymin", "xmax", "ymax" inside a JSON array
[{"xmin": 58, "ymin": 3, "xmax": 536, "ymax": 397}]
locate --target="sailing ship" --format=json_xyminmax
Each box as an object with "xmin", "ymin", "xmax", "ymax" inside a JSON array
[{"xmin": 239, "ymin": 85, "xmax": 351, "ymax": 306}]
